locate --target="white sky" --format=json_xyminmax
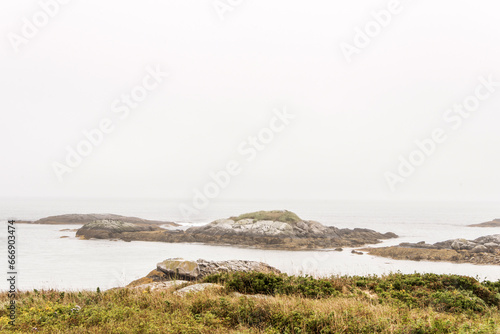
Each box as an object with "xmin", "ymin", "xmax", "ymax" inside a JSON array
[{"xmin": 1, "ymin": 0, "xmax": 499, "ymax": 202}]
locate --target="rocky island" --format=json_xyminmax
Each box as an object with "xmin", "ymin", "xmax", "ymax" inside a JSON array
[
  {"xmin": 76, "ymin": 210, "xmax": 397, "ymax": 250},
  {"xmin": 76, "ymin": 220, "xmax": 165, "ymax": 239},
  {"xmin": 361, "ymin": 234, "xmax": 500, "ymax": 265},
  {"xmin": 468, "ymin": 218, "xmax": 500, "ymax": 227},
  {"xmin": 16, "ymin": 213, "xmax": 178, "ymax": 226}
]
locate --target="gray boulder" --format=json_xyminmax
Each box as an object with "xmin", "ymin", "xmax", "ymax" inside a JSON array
[
  {"xmin": 156, "ymin": 258, "xmax": 281, "ymax": 281},
  {"xmin": 485, "ymin": 242, "xmax": 499, "ymax": 249},
  {"xmin": 451, "ymin": 239, "xmax": 476, "ymax": 251},
  {"xmin": 157, "ymin": 258, "xmax": 201, "ymax": 279},
  {"xmin": 474, "ymin": 235, "xmax": 500, "ymax": 244},
  {"xmin": 471, "ymin": 245, "xmax": 488, "ymax": 253}
]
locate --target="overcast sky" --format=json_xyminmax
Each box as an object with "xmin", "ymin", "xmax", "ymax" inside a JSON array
[{"xmin": 1, "ymin": 0, "xmax": 499, "ymax": 202}]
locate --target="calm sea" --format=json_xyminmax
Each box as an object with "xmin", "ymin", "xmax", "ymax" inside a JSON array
[{"xmin": 0, "ymin": 198, "xmax": 499, "ymax": 290}]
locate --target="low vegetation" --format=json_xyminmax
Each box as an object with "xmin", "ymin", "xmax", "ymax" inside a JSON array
[{"xmin": 1, "ymin": 273, "xmax": 499, "ymax": 333}]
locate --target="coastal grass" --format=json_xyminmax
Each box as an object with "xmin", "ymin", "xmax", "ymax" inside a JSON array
[
  {"xmin": 1, "ymin": 273, "xmax": 499, "ymax": 333},
  {"xmin": 229, "ymin": 210, "xmax": 302, "ymax": 224}
]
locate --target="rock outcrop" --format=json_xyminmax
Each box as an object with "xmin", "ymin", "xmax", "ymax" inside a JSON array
[
  {"xmin": 157, "ymin": 258, "xmax": 280, "ymax": 281},
  {"xmin": 77, "ymin": 210, "xmax": 397, "ymax": 250},
  {"xmin": 187, "ymin": 214, "xmax": 396, "ymax": 241},
  {"xmin": 397, "ymin": 235, "xmax": 500, "ymax": 253},
  {"xmin": 361, "ymin": 234, "xmax": 500, "ymax": 265},
  {"xmin": 127, "ymin": 258, "xmax": 281, "ymax": 286},
  {"xmin": 468, "ymin": 219, "xmax": 500, "ymax": 227},
  {"xmin": 76, "ymin": 220, "xmax": 163, "ymax": 239},
  {"xmin": 183, "ymin": 211, "xmax": 397, "ymax": 249},
  {"xmin": 16, "ymin": 213, "xmax": 177, "ymax": 226}
]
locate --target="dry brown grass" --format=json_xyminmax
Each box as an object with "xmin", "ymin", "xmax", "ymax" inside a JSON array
[{"xmin": 1, "ymin": 283, "xmax": 499, "ymax": 334}]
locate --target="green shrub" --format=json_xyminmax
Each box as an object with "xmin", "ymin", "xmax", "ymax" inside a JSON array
[{"xmin": 204, "ymin": 272, "xmax": 339, "ymax": 298}]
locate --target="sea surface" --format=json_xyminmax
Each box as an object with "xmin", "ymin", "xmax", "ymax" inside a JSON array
[{"xmin": 0, "ymin": 198, "xmax": 499, "ymax": 291}]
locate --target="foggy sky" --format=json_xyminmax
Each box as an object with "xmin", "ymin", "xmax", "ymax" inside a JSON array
[{"xmin": 1, "ymin": 0, "xmax": 499, "ymax": 202}]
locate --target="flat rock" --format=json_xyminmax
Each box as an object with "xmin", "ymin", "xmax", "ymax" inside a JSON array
[
  {"xmin": 231, "ymin": 292, "xmax": 272, "ymax": 300},
  {"xmin": 133, "ymin": 280, "xmax": 188, "ymax": 291},
  {"xmin": 173, "ymin": 283, "xmax": 223, "ymax": 296}
]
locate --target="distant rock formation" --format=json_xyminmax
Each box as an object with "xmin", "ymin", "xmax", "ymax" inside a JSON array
[
  {"xmin": 76, "ymin": 220, "xmax": 163, "ymax": 239},
  {"xmin": 468, "ymin": 219, "xmax": 500, "ymax": 227},
  {"xmin": 76, "ymin": 210, "xmax": 398, "ymax": 250},
  {"xmin": 15, "ymin": 213, "xmax": 178, "ymax": 226},
  {"xmin": 398, "ymin": 235, "xmax": 500, "ymax": 253},
  {"xmin": 127, "ymin": 258, "xmax": 280, "ymax": 286},
  {"xmin": 361, "ymin": 234, "xmax": 500, "ymax": 265}
]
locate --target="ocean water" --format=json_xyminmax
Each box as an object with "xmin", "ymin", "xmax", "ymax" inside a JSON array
[{"xmin": 0, "ymin": 198, "xmax": 499, "ymax": 291}]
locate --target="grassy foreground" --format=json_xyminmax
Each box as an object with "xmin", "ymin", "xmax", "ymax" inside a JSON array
[{"xmin": 1, "ymin": 272, "xmax": 499, "ymax": 333}]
